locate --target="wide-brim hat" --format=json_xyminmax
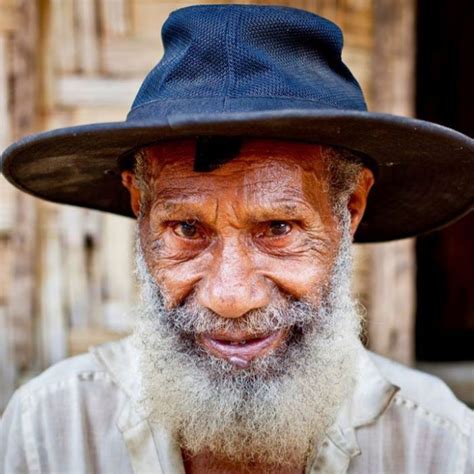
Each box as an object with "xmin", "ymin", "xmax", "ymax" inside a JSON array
[{"xmin": 1, "ymin": 4, "xmax": 473, "ymax": 243}]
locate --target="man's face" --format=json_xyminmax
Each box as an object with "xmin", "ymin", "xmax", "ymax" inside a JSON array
[
  {"xmin": 127, "ymin": 139, "xmax": 368, "ymax": 365},
  {"xmin": 122, "ymin": 138, "xmax": 373, "ymax": 467}
]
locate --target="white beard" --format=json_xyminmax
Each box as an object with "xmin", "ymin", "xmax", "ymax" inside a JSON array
[{"xmin": 130, "ymin": 220, "xmax": 362, "ymax": 468}]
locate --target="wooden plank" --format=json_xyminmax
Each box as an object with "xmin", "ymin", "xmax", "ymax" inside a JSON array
[
  {"xmin": 130, "ymin": 1, "xmax": 231, "ymax": 40},
  {"xmin": 72, "ymin": 106, "xmax": 128, "ymax": 124},
  {"xmin": 130, "ymin": 1, "xmax": 175, "ymax": 40},
  {"xmin": 51, "ymin": 0, "xmax": 77, "ymax": 73},
  {"xmin": 0, "ymin": 177, "xmax": 15, "ymax": 235},
  {"xmin": 0, "ymin": 236, "xmax": 11, "ymax": 304},
  {"xmin": 0, "ymin": 34, "xmax": 15, "ymax": 235},
  {"xmin": 0, "ymin": 232, "xmax": 15, "ymax": 412},
  {"xmin": 37, "ymin": 204, "xmax": 68, "ymax": 367},
  {"xmin": 0, "ymin": 34, "xmax": 10, "ymax": 149},
  {"xmin": 102, "ymin": 37, "xmax": 161, "ymax": 76},
  {"xmin": 74, "ymin": 0, "xmax": 100, "ymax": 74},
  {"xmin": 0, "ymin": 0, "xmax": 17, "ymax": 7},
  {"xmin": 44, "ymin": 107, "xmax": 74, "ymax": 130},
  {"xmin": 7, "ymin": 0, "xmax": 40, "ymax": 370},
  {"xmin": 83, "ymin": 210, "xmax": 105, "ymax": 326},
  {"xmin": 0, "ymin": 2, "xmax": 19, "ymax": 33},
  {"xmin": 366, "ymin": 240, "xmax": 415, "ymax": 365},
  {"xmin": 7, "ymin": 194, "xmax": 38, "ymax": 368},
  {"xmin": 99, "ymin": 0, "xmax": 129, "ymax": 38},
  {"xmin": 314, "ymin": 1, "xmax": 339, "ymax": 23},
  {"xmin": 372, "ymin": 0, "xmax": 415, "ymax": 116},
  {"xmin": 0, "ymin": 25, "xmax": 17, "ymax": 413},
  {"xmin": 57, "ymin": 76, "xmax": 141, "ymax": 107},
  {"xmin": 363, "ymin": 0, "xmax": 416, "ymax": 366},
  {"xmin": 0, "ymin": 305, "xmax": 16, "ymax": 412},
  {"xmin": 37, "ymin": 0, "xmax": 56, "ymax": 115},
  {"xmin": 10, "ymin": 0, "xmax": 39, "ymax": 139},
  {"xmin": 61, "ymin": 207, "xmax": 92, "ymax": 328},
  {"xmin": 102, "ymin": 214, "xmax": 134, "ymax": 332}
]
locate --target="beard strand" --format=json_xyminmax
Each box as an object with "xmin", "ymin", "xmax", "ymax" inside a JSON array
[{"xmin": 131, "ymin": 220, "xmax": 361, "ymax": 468}]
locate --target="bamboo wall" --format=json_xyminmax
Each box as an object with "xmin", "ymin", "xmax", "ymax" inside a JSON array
[{"xmin": 0, "ymin": 0, "xmax": 416, "ymax": 412}]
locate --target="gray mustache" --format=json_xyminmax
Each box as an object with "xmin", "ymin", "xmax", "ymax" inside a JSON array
[{"xmin": 155, "ymin": 294, "xmax": 322, "ymax": 337}]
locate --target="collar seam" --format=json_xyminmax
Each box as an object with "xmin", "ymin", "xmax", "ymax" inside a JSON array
[{"xmin": 392, "ymin": 393, "xmax": 470, "ymax": 437}]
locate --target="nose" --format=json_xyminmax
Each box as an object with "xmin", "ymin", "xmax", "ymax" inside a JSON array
[{"xmin": 196, "ymin": 238, "xmax": 270, "ymax": 318}]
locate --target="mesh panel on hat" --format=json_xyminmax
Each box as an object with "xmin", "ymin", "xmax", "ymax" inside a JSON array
[
  {"xmin": 232, "ymin": 8, "xmax": 364, "ymax": 108},
  {"xmin": 130, "ymin": 5, "xmax": 367, "ymax": 112}
]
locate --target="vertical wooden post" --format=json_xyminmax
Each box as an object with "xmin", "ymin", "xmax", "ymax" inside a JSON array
[
  {"xmin": 101, "ymin": 214, "xmax": 134, "ymax": 333},
  {"xmin": 74, "ymin": 0, "xmax": 100, "ymax": 74},
  {"xmin": 365, "ymin": 0, "xmax": 416, "ymax": 365},
  {"xmin": 0, "ymin": 3, "xmax": 16, "ymax": 412},
  {"xmin": 37, "ymin": 204, "xmax": 67, "ymax": 367},
  {"xmin": 372, "ymin": 0, "xmax": 415, "ymax": 116},
  {"xmin": 50, "ymin": 0, "xmax": 77, "ymax": 73},
  {"xmin": 6, "ymin": 0, "xmax": 41, "ymax": 380},
  {"xmin": 99, "ymin": 0, "xmax": 129, "ymax": 38}
]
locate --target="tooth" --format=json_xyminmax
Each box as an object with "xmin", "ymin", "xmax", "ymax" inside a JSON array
[
  {"xmin": 230, "ymin": 341, "xmax": 239, "ymax": 346},
  {"xmin": 239, "ymin": 340, "xmax": 247, "ymax": 345}
]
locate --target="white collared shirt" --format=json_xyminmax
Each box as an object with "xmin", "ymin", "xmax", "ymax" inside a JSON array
[{"xmin": 1, "ymin": 337, "xmax": 473, "ymax": 473}]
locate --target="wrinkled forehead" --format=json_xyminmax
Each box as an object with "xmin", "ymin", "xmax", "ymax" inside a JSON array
[{"xmin": 140, "ymin": 138, "xmax": 331, "ymax": 198}]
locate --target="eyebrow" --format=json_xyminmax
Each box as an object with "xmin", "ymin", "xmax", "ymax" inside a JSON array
[
  {"xmin": 245, "ymin": 199, "xmax": 315, "ymax": 222},
  {"xmin": 150, "ymin": 196, "xmax": 219, "ymax": 222},
  {"xmin": 150, "ymin": 196, "xmax": 315, "ymax": 224}
]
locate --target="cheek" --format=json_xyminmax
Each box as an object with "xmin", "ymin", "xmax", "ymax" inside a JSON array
[
  {"xmin": 155, "ymin": 259, "xmax": 207, "ymax": 306},
  {"xmin": 143, "ymin": 251, "xmax": 210, "ymax": 308},
  {"xmin": 251, "ymin": 227, "xmax": 340, "ymax": 302},
  {"xmin": 257, "ymin": 254, "xmax": 334, "ymax": 302},
  {"xmin": 139, "ymin": 220, "xmax": 207, "ymax": 306}
]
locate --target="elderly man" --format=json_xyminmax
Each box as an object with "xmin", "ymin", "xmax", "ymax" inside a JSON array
[{"xmin": 1, "ymin": 4, "xmax": 473, "ymax": 473}]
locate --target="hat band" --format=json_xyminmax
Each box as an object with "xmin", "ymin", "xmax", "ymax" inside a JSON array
[{"xmin": 126, "ymin": 96, "xmax": 367, "ymax": 122}]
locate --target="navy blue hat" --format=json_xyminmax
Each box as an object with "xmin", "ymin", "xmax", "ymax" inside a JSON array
[{"xmin": 1, "ymin": 4, "xmax": 473, "ymax": 242}]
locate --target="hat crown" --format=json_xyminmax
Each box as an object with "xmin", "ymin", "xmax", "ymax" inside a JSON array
[{"xmin": 128, "ymin": 4, "xmax": 367, "ymax": 120}]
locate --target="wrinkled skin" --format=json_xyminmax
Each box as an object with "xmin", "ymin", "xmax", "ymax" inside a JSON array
[{"xmin": 122, "ymin": 138, "xmax": 374, "ymax": 474}]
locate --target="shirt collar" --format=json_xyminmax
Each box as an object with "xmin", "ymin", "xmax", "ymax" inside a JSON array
[
  {"xmin": 92, "ymin": 337, "xmax": 399, "ymax": 472},
  {"xmin": 325, "ymin": 341, "xmax": 400, "ymax": 458}
]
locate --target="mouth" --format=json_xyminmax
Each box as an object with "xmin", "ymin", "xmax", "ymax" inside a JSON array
[{"xmin": 197, "ymin": 329, "xmax": 288, "ymax": 369}]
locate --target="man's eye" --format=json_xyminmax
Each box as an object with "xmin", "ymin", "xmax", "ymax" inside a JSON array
[
  {"xmin": 259, "ymin": 221, "xmax": 292, "ymax": 238},
  {"xmin": 269, "ymin": 221, "xmax": 292, "ymax": 236},
  {"xmin": 173, "ymin": 220, "xmax": 200, "ymax": 239}
]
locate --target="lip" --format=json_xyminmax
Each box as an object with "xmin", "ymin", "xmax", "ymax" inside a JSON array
[{"xmin": 197, "ymin": 329, "xmax": 288, "ymax": 369}]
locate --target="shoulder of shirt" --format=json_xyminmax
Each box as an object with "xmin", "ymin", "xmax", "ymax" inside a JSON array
[
  {"xmin": 367, "ymin": 350, "xmax": 474, "ymax": 437},
  {"xmin": 16, "ymin": 337, "xmax": 131, "ymax": 402}
]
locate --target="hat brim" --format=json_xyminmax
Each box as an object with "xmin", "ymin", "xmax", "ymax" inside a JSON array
[{"xmin": 1, "ymin": 109, "xmax": 473, "ymax": 243}]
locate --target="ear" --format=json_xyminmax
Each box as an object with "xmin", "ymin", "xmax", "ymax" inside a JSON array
[
  {"xmin": 121, "ymin": 170, "xmax": 141, "ymax": 217},
  {"xmin": 347, "ymin": 168, "xmax": 375, "ymax": 237}
]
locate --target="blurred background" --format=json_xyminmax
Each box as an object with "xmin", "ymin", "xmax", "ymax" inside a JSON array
[{"xmin": 0, "ymin": 0, "xmax": 472, "ymax": 413}]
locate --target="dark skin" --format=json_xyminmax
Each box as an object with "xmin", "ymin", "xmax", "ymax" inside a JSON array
[{"xmin": 122, "ymin": 138, "xmax": 374, "ymax": 474}]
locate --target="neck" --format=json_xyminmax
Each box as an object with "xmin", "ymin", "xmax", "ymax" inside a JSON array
[{"xmin": 182, "ymin": 450, "xmax": 305, "ymax": 474}]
